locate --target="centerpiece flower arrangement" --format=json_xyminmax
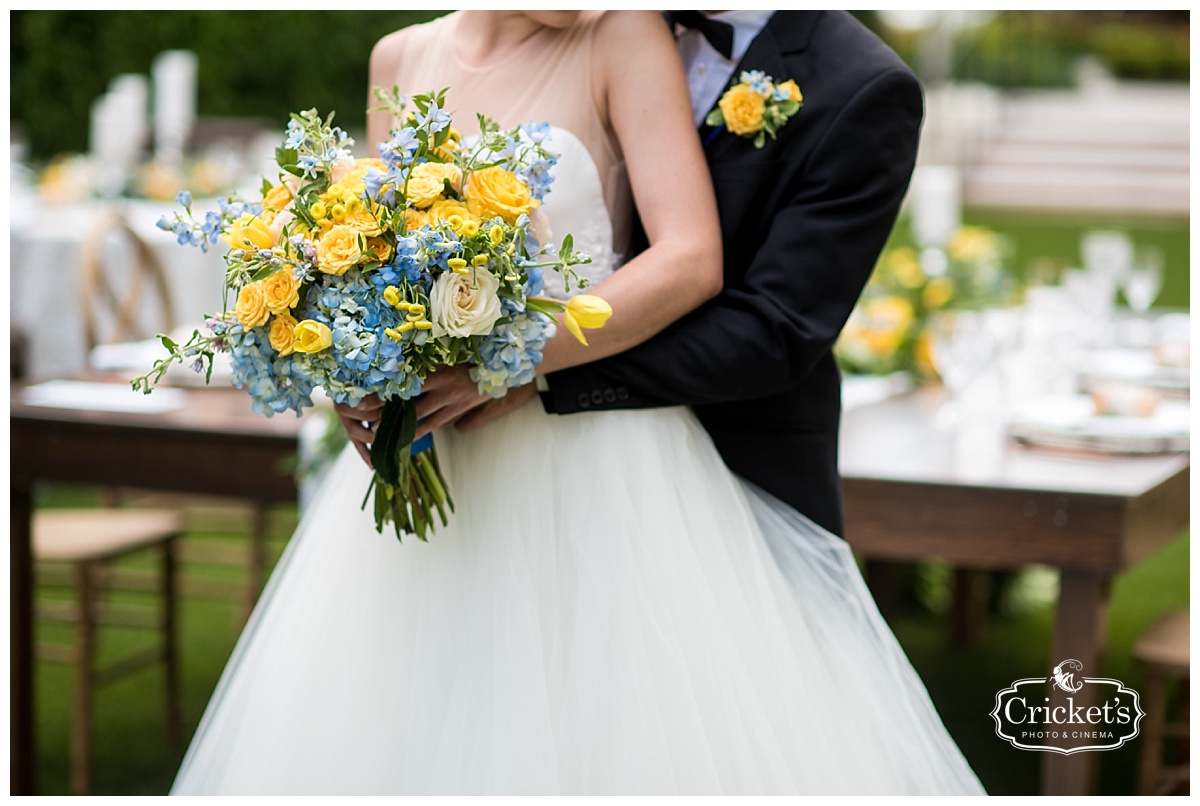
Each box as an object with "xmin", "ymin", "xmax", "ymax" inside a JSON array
[
  {"xmin": 836, "ymin": 225, "xmax": 1015, "ymax": 379},
  {"xmin": 133, "ymin": 88, "xmax": 609, "ymax": 540}
]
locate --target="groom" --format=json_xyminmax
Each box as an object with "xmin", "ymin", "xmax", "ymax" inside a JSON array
[
  {"xmin": 527, "ymin": 11, "xmax": 922, "ymax": 536},
  {"xmin": 345, "ymin": 11, "xmax": 923, "ymax": 537}
]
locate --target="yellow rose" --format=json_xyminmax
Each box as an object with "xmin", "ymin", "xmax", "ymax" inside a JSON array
[
  {"xmin": 427, "ymin": 198, "xmax": 472, "ymax": 226},
  {"xmin": 406, "ymin": 162, "xmax": 463, "ymax": 209},
  {"xmin": 261, "ymin": 268, "xmax": 300, "ymax": 314},
  {"xmin": 718, "ymin": 84, "xmax": 766, "ymax": 136},
  {"xmin": 562, "ymin": 294, "xmax": 613, "ymax": 346},
  {"xmin": 404, "ymin": 211, "xmax": 430, "ymax": 232},
  {"xmin": 778, "ymin": 79, "xmax": 803, "ymax": 103},
  {"xmin": 366, "ymin": 235, "xmax": 393, "ymax": 263},
  {"xmin": 948, "ymin": 226, "xmax": 998, "ymax": 263},
  {"xmin": 222, "ymin": 213, "xmax": 275, "ymax": 251},
  {"xmin": 262, "ymin": 183, "xmax": 293, "ymax": 211},
  {"xmin": 234, "ymin": 282, "xmax": 270, "ymax": 329},
  {"xmin": 343, "ymin": 208, "xmax": 383, "ymax": 237},
  {"xmin": 292, "ymin": 320, "xmax": 333, "ymax": 353},
  {"xmin": 269, "ymin": 311, "xmax": 298, "ymax": 356},
  {"xmin": 464, "ymin": 167, "xmax": 539, "ymax": 224},
  {"xmin": 316, "ymin": 224, "xmax": 363, "ymax": 276}
]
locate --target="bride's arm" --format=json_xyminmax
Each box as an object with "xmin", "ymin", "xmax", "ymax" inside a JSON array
[{"xmin": 534, "ymin": 10, "xmax": 722, "ymax": 374}]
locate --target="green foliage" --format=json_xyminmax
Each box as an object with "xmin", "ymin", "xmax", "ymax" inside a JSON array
[{"xmin": 11, "ymin": 10, "xmax": 449, "ymax": 160}]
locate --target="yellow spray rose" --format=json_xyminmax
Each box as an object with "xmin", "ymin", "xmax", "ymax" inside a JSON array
[
  {"xmin": 464, "ymin": 167, "xmax": 539, "ymax": 224},
  {"xmin": 292, "ymin": 320, "xmax": 333, "ymax": 353},
  {"xmin": 718, "ymin": 84, "xmax": 766, "ymax": 135},
  {"xmin": 316, "ymin": 224, "xmax": 363, "ymax": 276},
  {"xmin": 406, "ymin": 162, "xmax": 463, "ymax": 209},
  {"xmin": 261, "ymin": 268, "xmax": 301, "ymax": 314},
  {"xmin": 222, "ymin": 214, "xmax": 275, "ymax": 251},
  {"xmin": 563, "ymin": 294, "xmax": 613, "ymax": 346},
  {"xmin": 922, "ymin": 278, "xmax": 955, "ymax": 310},
  {"xmin": 262, "ymin": 183, "xmax": 294, "ymax": 212},
  {"xmin": 777, "ymin": 79, "xmax": 803, "ymax": 103},
  {"xmin": 427, "ymin": 197, "xmax": 472, "ymax": 226},
  {"xmin": 366, "ymin": 235, "xmax": 393, "ymax": 263},
  {"xmin": 269, "ymin": 311, "xmax": 299, "ymax": 356},
  {"xmin": 234, "ymin": 281, "xmax": 271, "ymax": 329}
]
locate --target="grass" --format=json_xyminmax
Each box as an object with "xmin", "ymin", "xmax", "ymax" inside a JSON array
[{"xmin": 30, "ymin": 484, "xmax": 1188, "ymax": 796}]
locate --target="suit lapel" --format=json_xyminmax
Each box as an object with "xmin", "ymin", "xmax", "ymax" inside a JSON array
[{"xmin": 701, "ymin": 11, "xmax": 821, "ymax": 161}]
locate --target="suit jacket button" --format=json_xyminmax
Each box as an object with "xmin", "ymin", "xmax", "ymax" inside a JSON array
[
  {"xmin": 591, "ymin": 389, "xmax": 605, "ymax": 405},
  {"xmin": 577, "ymin": 392, "xmax": 591, "ymax": 409},
  {"xmin": 603, "ymin": 388, "xmax": 617, "ymax": 403},
  {"xmin": 616, "ymin": 387, "xmax": 629, "ymax": 401}
]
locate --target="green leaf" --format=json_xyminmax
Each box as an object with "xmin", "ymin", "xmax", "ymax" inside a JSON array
[
  {"xmin": 159, "ymin": 334, "xmax": 178, "ymax": 352},
  {"xmin": 525, "ymin": 297, "xmax": 566, "ymax": 317},
  {"xmin": 250, "ymin": 263, "xmax": 285, "ymax": 282},
  {"xmin": 705, "ymin": 109, "xmax": 725, "ymax": 127}
]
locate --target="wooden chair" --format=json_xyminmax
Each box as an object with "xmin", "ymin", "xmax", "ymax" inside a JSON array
[
  {"xmin": 34, "ymin": 509, "xmax": 184, "ymax": 795},
  {"xmin": 77, "ymin": 205, "xmax": 274, "ymax": 625},
  {"xmin": 79, "ymin": 205, "xmax": 177, "ymax": 353},
  {"xmin": 1134, "ymin": 609, "xmax": 1190, "ymax": 796}
]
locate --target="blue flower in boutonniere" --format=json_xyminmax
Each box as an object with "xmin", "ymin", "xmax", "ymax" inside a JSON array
[{"xmin": 705, "ymin": 70, "xmax": 803, "ymax": 149}]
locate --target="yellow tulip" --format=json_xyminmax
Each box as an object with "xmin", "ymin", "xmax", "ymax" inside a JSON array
[
  {"xmin": 291, "ymin": 320, "xmax": 333, "ymax": 353},
  {"xmin": 562, "ymin": 294, "xmax": 612, "ymax": 346}
]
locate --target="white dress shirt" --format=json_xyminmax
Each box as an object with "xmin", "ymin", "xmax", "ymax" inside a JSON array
[{"xmin": 674, "ymin": 10, "xmax": 775, "ymax": 125}]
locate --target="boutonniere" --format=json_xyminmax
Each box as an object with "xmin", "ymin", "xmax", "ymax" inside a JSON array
[{"xmin": 705, "ymin": 70, "xmax": 803, "ymax": 149}]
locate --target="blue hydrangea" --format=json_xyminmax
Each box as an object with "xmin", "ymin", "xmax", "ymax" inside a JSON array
[
  {"xmin": 227, "ymin": 323, "xmax": 315, "ymax": 417},
  {"xmin": 470, "ymin": 312, "xmax": 557, "ymax": 397}
]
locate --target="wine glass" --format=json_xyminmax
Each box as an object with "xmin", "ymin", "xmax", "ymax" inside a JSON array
[{"xmin": 928, "ymin": 309, "xmax": 995, "ymax": 428}]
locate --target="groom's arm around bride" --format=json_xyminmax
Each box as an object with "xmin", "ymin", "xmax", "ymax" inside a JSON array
[{"xmin": 531, "ymin": 11, "xmax": 924, "ymax": 536}]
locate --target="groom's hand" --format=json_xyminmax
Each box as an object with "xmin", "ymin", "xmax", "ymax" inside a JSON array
[
  {"xmin": 413, "ymin": 365, "xmax": 489, "ymax": 440},
  {"xmin": 453, "ymin": 383, "xmax": 537, "ymax": 434},
  {"xmin": 334, "ymin": 393, "xmax": 385, "ymax": 468}
]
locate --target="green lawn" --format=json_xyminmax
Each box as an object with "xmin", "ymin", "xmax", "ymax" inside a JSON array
[{"xmin": 30, "ymin": 484, "xmax": 1189, "ymax": 796}]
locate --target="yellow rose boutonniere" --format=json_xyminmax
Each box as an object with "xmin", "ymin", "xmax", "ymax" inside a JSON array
[{"xmin": 706, "ymin": 70, "xmax": 803, "ymax": 149}]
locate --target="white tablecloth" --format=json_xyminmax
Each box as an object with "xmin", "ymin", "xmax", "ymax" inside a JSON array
[{"xmin": 11, "ymin": 194, "xmax": 228, "ymax": 380}]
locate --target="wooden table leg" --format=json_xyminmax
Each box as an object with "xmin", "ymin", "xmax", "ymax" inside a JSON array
[
  {"xmin": 11, "ymin": 476, "xmax": 35, "ymax": 795},
  {"xmin": 1041, "ymin": 569, "xmax": 1112, "ymax": 796}
]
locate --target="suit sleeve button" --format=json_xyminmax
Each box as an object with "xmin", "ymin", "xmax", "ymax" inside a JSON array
[
  {"xmin": 603, "ymin": 388, "xmax": 617, "ymax": 403},
  {"xmin": 591, "ymin": 389, "xmax": 605, "ymax": 405},
  {"xmin": 577, "ymin": 392, "xmax": 591, "ymax": 408},
  {"xmin": 616, "ymin": 387, "xmax": 629, "ymax": 401}
]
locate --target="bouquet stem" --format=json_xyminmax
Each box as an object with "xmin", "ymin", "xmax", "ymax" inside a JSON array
[{"xmin": 364, "ymin": 398, "xmax": 454, "ymax": 541}]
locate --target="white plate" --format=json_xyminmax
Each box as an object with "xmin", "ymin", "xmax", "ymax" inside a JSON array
[
  {"xmin": 1080, "ymin": 348, "xmax": 1189, "ymax": 395},
  {"xmin": 1008, "ymin": 394, "xmax": 1189, "ymax": 454}
]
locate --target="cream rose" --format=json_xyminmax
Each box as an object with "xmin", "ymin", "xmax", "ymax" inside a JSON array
[{"xmin": 429, "ymin": 268, "xmax": 502, "ymax": 338}]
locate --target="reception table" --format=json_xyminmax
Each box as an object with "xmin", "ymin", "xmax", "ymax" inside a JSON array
[
  {"xmin": 839, "ymin": 384, "xmax": 1190, "ymax": 796},
  {"xmin": 9, "ymin": 379, "xmax": 1188, "ymax": 795}
]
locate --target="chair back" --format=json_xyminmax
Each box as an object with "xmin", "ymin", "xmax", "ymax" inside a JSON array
[{"xmin": 78, "ymin": 206, "xmax": 176, "ymax": 351}]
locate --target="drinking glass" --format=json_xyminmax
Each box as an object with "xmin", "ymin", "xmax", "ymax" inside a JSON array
[
  {"xmin": 928, "ymin": 309, "xmax": 995, "ymax": 427},
  {"xmin": 1122, "ymin": 245, "xmax": 1164, "ymax": 314}
]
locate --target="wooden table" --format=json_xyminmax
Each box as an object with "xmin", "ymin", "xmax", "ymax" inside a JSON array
[
  {"xmin": 10, "ymin": 381, "xmax": 307, "ymax": 795},
  {"xmin": 839, "ymin": 384, "xmax": 1190, "ymax": 796}
]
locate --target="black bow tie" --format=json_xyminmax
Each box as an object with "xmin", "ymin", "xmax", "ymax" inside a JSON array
[{"xmin": 668, "ymin": 11, "xmax": 734, "ymax": 60}]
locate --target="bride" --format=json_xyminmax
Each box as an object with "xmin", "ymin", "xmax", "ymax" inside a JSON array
[{"xmin": 172, "ymin": 11, "xmax": 985, "ymax": 795}]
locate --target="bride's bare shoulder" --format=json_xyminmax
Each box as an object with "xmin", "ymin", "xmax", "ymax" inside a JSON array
[
  {"xmin": 592, "ymin": 10, "xmax": 671, "ymax": 43},
  {"xmin": 370, "ymin": 14, "xmax": 453, "ymax": 76}
]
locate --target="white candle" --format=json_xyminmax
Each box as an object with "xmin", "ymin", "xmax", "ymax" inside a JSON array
[
  {"xmin": 910, "ymin": 165, "xmax": 961, "ymax": 250},
  {"xmin": 153, "ymin": 49, "xmax": 199, "ymax": 163}
]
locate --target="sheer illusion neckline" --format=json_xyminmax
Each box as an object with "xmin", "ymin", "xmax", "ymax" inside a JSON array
[{"xmin": 449, "ymin": 12, "xmax": 548, "ymax": 73}]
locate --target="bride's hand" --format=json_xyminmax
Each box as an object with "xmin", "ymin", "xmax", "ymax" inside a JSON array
[
  {"xmin": 334, "ymin": 393, "xmax": 386, "ymax": 468},
  {"xmin": 413, "ymin": 365, "xmax": 489, "ymax": 440}
]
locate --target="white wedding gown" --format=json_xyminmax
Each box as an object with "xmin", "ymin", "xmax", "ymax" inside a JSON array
[{"xmin": 170, "ymin": 126, "xmax": 985, "ymax": 795}]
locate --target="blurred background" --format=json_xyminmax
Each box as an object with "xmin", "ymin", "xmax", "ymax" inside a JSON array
[{"xmin": 9, "ymin": 9, "xmax": 1190, "ymax": 798}]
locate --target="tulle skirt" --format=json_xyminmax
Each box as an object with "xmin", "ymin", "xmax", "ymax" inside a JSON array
[{"xmin": 170, "ymin": 401, "xmax": 985, "ymax": 795}]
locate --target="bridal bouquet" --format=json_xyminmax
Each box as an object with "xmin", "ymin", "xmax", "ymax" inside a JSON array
[{"xmin": 133, "ymin": 88, "xmax": 608, "ymax": 540}]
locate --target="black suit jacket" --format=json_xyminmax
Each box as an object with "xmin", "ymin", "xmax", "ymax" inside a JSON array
[{"xmin": 540, "ymin": 11, "xmax": 924, "ymax": 536}]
